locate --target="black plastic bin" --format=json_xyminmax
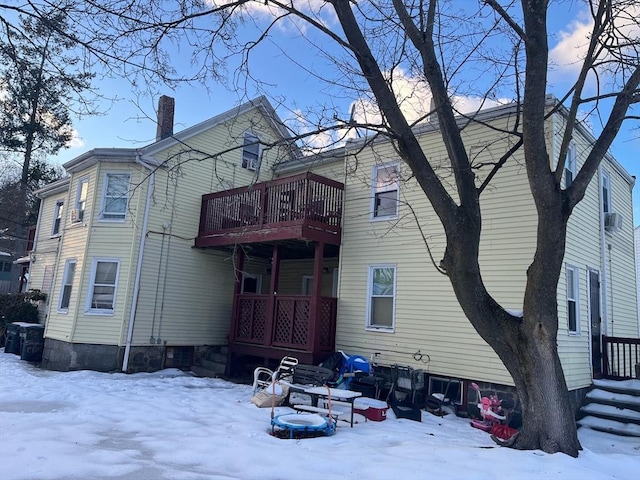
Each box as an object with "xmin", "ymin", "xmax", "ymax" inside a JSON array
[
  {"xmin": 4, "ymin": 323, "xmax": 23, "ymax": 354},
  {"xmin": 20, "ymin": 324, "xmax": 45, "ymax": 362}
]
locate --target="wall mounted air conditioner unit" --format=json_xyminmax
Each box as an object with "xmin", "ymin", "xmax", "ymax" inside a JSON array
[
  {"xmin": 70, "ymin": 208, "xmax": 83, "ymax": 223},
  {"xmin": 604, "ymin": 212, "xmax": 623, "ymax": 232}
]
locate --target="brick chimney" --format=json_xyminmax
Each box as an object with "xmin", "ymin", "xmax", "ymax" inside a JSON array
[{"xmin": 156, "ymin": 95, "xmax": 175, "ymax": 141}]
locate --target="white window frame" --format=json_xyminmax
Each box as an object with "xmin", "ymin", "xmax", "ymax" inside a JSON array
[
  {"xmin": 564, "ymin": 144, "xmax": 576, "ymax": 188},
  {"xmin": 51, "ymin": 200, "xmax": 64, "ymax": 236},
  {"xmin": 58, "ymin": 259, "xmax": 77, "ymax": 313},
  {"xmin": 566, "ymin": 264, "xmax": 580, "ymax": 335},
  {"xmin": 365, "ymin": 264, "xmax": 396, "ymax": 331},
  {"xmin": 86, "ymin": 258, "xmax": 120, "ymax": 315},
  {"xmin": 241, "ymin": 272, "xmax": 262, "ymax": 294},
  {"xmin": 241, "ymin": 132, "xmax": 261, "ymax": 171},
  {"xmin": 99, "ymin": 173, "xmax": 130, "ymax": 221},
  {"xmin": 601, "ymin": 170, "xmax": 611, "ymax": 215},
  {"xmin": 74, "ymin": 177, "xmax": 89, "ymax": 223},
  {"xmin": 302, "ymin": 275, "xmax": 314, "ymax": 295},
  {"xmin": 370, "ymin": 162, "xmax": 400, "ymax": 221}
]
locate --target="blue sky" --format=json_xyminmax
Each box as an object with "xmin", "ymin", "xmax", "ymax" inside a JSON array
[{"xmin": 46, "ymin": 1, "xmax": 639, "ymax": 226}]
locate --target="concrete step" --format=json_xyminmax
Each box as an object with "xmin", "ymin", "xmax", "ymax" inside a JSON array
[
  {"xmin": 593, "ymin": 379, "xmax": 640, "ymax": 397},
  {"xmin": 578, "ymin": 415, "xmax": 640, "ymax": 437},
  {"xmin": 580, "ymin": 403, "xmax": 640, "ymax": 426},
  {"xmin": 586, "ymin": 388, "xmax": 640, "ymax": 413}
]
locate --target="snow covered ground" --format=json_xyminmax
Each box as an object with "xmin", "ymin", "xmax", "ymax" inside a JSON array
[{"xmin": 1, "ymin": 352, "xmax": 638, "ymax": 480}]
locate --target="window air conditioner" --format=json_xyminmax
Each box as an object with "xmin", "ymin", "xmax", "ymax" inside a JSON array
[
  {"xmin": 70, "ymin": 208, "xmax": 83, "ymax": 223},
  {"xmin": 604, "ymin": 212, "xmax": 622, "ymax": 232}
]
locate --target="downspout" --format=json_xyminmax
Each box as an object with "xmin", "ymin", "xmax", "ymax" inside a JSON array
[{"xmin": 122, "ymin": 158, "xmax": 154, "ymax": 372}]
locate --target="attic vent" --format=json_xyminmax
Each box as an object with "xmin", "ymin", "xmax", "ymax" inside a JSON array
[
  {"xmin": 604, "ymin": 212, "xmax": 623, "ymax": 232},
  {"xmin": 164, "ymin": 346, "xmax": 193, "ymax": 370}
]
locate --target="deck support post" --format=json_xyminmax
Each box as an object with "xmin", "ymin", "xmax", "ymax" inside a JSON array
[
  {"xmin": 308, "ymin": 241, "xmax": 324, "ymax": 360},
  {"xmin": 265, "ymin": 244, "xmax": 280, "ymax": 347}
]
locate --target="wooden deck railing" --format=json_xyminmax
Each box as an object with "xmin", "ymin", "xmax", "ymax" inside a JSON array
[
  {"xmin": 232, "ymin": 294, "xmax": 337, "ymax": 354},
  {"xmin": 602, "ymin": 335, "xmax": 640, "ymax": 380},
  {"xmin": 198, "ymin": 172, "xmax": 344, "ymax": 237}
]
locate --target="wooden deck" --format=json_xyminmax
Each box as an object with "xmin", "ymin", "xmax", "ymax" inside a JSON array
[{"xmin": 195, "ymin": 172, "xmax": 344, "ymax": 248}]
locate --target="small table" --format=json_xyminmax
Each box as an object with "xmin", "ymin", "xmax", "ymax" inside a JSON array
[{"xmin": 303, "ymin": 387, "xmax": 362, "ymax": 427}]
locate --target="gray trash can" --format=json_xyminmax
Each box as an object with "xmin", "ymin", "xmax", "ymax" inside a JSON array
[
  {"xmin": 20, "ymin": 324, "xmax": 45, "ymax": 362},
  {"xmin": 5, "ymin": 323, "xmax": 22, "ymax": 354}
]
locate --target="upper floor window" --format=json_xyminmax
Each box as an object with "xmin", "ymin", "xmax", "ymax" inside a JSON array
[
  {"xmin": 601, "ymin": 170, "xmax": 611, "ymax": 215},
  {"xmin": 242, "ymin": 133, "xmax": 260, "ymax": 171},
  {"xmin": 101, "ymin": 173, "xmax": 130, "ymax": 221},
  {"xmin": 58, "ymin": 259, "xmax": 77, "ymax": 312},
  {"xmin": 73, "ymin": 178, "xmax": 89, "ymax": 223},
  {"xmin": 371, "ymin": 163, "xmax": 399, "ymax": 220},
  {"xmin": 564, "ymin": 144, "xmax": 576, "ymax": 188},
  {"xmin": 366, "ymin": 264, "xmax": 396, "ymax": 331},
  {"xmin": 52, "ymin": 201, "xmax": 64, "ymax": 236},
  {"xmin": 566, "ymin": 265, "xmax": 580, "ymax": 334},
  {"xmin": 86, "ymin": 259, "xmax": 119, "ymax": 314}
]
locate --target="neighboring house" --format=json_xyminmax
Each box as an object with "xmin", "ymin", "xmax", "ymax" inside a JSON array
[
  {"xmin": 26, "ymin": 95, "xmax": 638, "ymax": 411},
  {"xmin": 0, "ymin": 250, "xmax": 13, "ymax": 294},
  {"xmin": 633, "ymin": 225, "xmax": 640, "ymax": 328}
]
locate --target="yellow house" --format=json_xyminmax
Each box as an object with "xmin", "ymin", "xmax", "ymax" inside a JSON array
[{"xmin": 27, "ymin": 96, "xmax": 637, "ymax": 409}]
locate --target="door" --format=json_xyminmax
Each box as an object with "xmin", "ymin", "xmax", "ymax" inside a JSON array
[{"xmin": 589, "ymin": 270, "xmax": 602, "ymax": 377}]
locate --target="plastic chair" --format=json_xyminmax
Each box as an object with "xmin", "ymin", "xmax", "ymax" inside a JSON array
[{"xmin": 252, "ymin": 356, "xmax": 299, "ymax": 394}]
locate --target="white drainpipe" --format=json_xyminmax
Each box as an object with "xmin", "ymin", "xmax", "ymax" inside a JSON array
[{"xmin": 122, "ymin": 158, "xmax": 154, "ymax": 372}]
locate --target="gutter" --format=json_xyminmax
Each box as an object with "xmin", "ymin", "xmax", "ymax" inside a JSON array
[{"xmin": 122, "ymin": 157, "xmax": 155, "ymax": 372}]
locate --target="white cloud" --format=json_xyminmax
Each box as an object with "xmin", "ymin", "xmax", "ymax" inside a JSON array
[
  {"xmin": 549, "ymin": 5, "xmax": 640, "ymax": 76},
  {"xmin": 66, "ymin": 129, "xmax": 84, "ymax": 148},
  {"xmin": 209, "ymin": 0, "xmax": 337, "ymax": 33},
  {"xmin": 349, "ymin": 69, "xmax": 507, "ymax": 131}
]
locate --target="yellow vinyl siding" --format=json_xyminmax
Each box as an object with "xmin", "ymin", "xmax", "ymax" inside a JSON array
[
  {"xmin": 337, "ymin": 116, "xmax": 534, "ymax": 387},
  {"xmin": 555, "ymin": 119, "xmax": 602, "ymax": 389},
  {"xmin": 604, "ymin": 162, "xmax": 638, "ymax": 337},
  {"xmin": 277, "ymin": 258, "xmax": 339, "ymax": 296},
  {"xmin": 69, "ymin": 162, "xmax": 144, "ymax": 345},
  {"xmin": 126, "ymin": 105, "xmax": 297, "ymax": 348}
]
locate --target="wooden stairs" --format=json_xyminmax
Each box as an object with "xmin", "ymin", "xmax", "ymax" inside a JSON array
[{"xmin": 577, "ymin": 379, "xmax": 640, "ymax": 437}]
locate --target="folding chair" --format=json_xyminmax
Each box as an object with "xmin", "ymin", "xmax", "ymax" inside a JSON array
[
  {"xmin": 387, "ymin": 365, "xmax": 425, "ymax": 422},
  {"xmin": 252, "ymin": 356, "xmax": 298, "ymax": 394}
]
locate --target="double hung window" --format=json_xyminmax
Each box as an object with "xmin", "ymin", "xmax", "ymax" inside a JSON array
[
  {"xmin": 87, "ymin": 259, "xmax": 119, "ymax": 313},
  {"xmin": 242, "ymin": 133, "xmax": 260, "ymax": 171},
  {"xmin": 58, "ymin": 260, "xmax": 76, "ymax": 312},
  {"xmin": 371, "ymin": 163, "xmax": 399, "ymax": 220},
  {"xmin": 366, "ymin": 265, "xmax": 396, "ymax": 330},
  {"xmin": 566, "ymin": 265, "xmax": 580, "ymax": 334},
  {"xmin": 101, "ymin": 173, "xmax": 130, "ymax": 220},
  {"xmin": 52, "ymin": 201, "xmax": 64, "ymax": 236}
]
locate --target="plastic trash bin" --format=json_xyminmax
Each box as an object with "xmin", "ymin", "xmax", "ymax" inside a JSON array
[
  {"xmin": 20, "ymin": 324, "xmax": 45, "ymax": 362},
  {"xmin": 4, "ymin": 323, "xmax": 22, "ymax": 354}
]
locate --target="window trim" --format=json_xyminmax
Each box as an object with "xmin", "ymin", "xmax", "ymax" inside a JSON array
[
  {"xmin": 601, "ymin": 170, "xmax": 611, "ymax": 216},
  {"xmin": 370, "ymin": 162, "xmax": 400, "ymax": 221},
  {"xmin": 51, "ymin": 200, "xmax": 64, "ymax": 236},
  {"xmin": 302, "ymin": 275, "xmax": 314, "ymax": 296},
  {"xmin": 74, "ymin": 177, "xmax": 90, "ymax": 223},
  {"xmin": 365, "ymin": 264, "xmax": 397, "ymax": 332},
  {"xmin": 564, "ymin": 144, "xmax": 576, "ymax": 188},
  {"xmin": 566, "ymin": 264, "xmax": 580, "ymax": 335},
  {"xmin": 85, "ymin": 258, "xmax": 120, "ymax": 315},
  {"xmin": 58, "ymin": 259, "xmax": 77, "ymax": 313},
  {"xmin": 241, "ymin": 132, "xmax": 262, "ymax": 171},
  {"xmin": 99, "ymin": 172, "xmax": 131, "ymax": 222},
  {"xmin": 241, "ymin": 272, "xmax": 262, "ymax": 294}
]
